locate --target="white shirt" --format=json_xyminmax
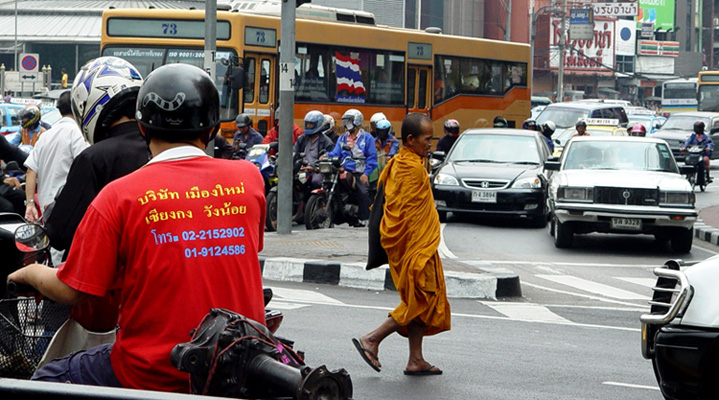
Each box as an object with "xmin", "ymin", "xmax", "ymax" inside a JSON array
[{"xmin": 24, "ymin": 116, "xmax": 89, "ymax": 209}]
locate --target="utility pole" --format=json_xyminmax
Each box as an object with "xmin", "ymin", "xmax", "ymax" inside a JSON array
[
  {"xmin": 204, "ymin": 0, "xmax": 217, "ymax": 157},
  {"xmin": 277, "ymin": 0, "xmax": 297, "ymax": 234},
  {"xmin": 504, "ymin": 0, "xmax": 512, "ymax": 42},
  {"xmin": 557, "ymin": 0, "xmax": 567, "ymax": 102}
]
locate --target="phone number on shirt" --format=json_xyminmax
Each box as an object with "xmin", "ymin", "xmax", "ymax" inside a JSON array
[
  {"xmin": 181, "ymin": 227, "xmax": 245, "ymax": 241},
  {"xmin": 184, "ymin": 245, "xmax": 246, "ymax": 258}
]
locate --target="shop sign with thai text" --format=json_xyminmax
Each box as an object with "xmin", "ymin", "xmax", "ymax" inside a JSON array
[
  {"xmin": 550, "ymin": 18, "xmax": 615, "ymax": 71},
  {"xmin": 592, "ymin": 2, "xmax": 638, "ymax": 17}
]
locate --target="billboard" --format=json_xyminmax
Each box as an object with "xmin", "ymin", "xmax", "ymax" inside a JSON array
[
  {"xmin": 549, "ymin": 18, "xmax": 615, "ymax": 71},
  {"xmin": 636, "ymin": 0, "xmax": 674, "ymax": 31}
]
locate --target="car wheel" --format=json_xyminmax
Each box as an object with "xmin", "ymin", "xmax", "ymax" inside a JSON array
[
  {"xmin": 553, "ymin": 217, "xmax": 573, "ymax": 248},
  {"xmin": 549, "ymin": 214, "xmax": 555, "ymax": 236},
  {"xmin": 670, "ymin": 227, "xmax": 693, "ymax": 253},
  {"xmin": 438, "ymin": 210, "xmax": 447, "ymax": 223}
]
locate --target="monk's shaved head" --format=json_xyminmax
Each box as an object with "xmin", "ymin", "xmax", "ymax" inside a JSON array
[{"xmin": 401, "ymin": 113, "xmax": 432, "ymax": 143}]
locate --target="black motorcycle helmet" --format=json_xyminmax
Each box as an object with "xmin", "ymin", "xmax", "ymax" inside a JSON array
[
  {"xmin": 493, "ymin": 116, "xmax": 508, "ymax": 128},
  {"xmin": 694, "ymin": 120, "xmax": 706, "ymax": 135},
  {"xmin": 136, "ymin": 63, "xmax": 220, "ymax": 145},
  {"xmin": 235, "ymin": 113, "xmax": 251, "ymax": 128}
]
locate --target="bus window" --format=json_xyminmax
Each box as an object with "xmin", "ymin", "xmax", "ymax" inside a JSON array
[
  {"xmin": 218, "ymin": 54, "xmax": 243, "ymax": 119},
  {"xmin": 244, "ymin": 58, "xmax": 256, "ymax": 104},
  {"xmin": 259, "ymin": 59, "xmax": 270, "ymax": 104},
  {"xmin": 296, "ymin": 45, "xmax": 329, "ymax": 102},
  {"xmin": 418, "ymin": 69, "xmax": 428, "ymax": 109},
  {"xmin": 407, "ymin": 68, "xmax": 416, "ymax": 108}
]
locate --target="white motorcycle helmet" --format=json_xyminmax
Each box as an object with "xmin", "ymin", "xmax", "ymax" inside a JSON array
[
  {"xmin": 341, "ymin": 109, "xmax": 364, "ymax": 131},
  {"xmin": 71, "ymin": 56, "xmax": 144, "ymax": 144}
]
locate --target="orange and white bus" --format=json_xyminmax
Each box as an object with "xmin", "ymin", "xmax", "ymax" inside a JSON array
[{"xmin": 101, "ymin": 5, "xmax": 530, "ymax": 144}]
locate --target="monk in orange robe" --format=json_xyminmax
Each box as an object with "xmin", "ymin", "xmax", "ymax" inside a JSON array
[{"xmin": 352, "ymin": 113, "xmax": 451, "ymax": 376}]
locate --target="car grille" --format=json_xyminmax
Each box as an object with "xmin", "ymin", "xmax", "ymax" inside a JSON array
[
  {"xmin": 593, "ymin": 187, "xmax": 659, "ymax": 206},
  {"xmin": 462, "ymin": 179, "xmax": 509, "ymax": 189}
]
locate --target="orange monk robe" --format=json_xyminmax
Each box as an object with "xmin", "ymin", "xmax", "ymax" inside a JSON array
[{"xmin": 379, "ymin": 147, "xmax": 451, "ymax": 337}]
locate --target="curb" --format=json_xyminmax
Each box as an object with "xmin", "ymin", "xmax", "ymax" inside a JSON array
[
  {"xmin": 259, "ymin": 257, "xmax": 521, "ymax": 300},
  {"xmin": 694, "ymin": 220, "xmax": 719, "ymax": 246}
]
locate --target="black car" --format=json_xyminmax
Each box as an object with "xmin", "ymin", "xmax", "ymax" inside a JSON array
[
  {"xmin": 651, "ymin": 111, "xmax": 719, "ymax": 161},
  {"xmin": 431, "ymin": 129, "xmax": 551, "ymax": 226}
]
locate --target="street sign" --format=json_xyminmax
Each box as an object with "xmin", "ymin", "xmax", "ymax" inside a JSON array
[
  {"xmin": 19, "ymin": 53, "xmax": 39, "ymax": 73},
  {"xmin": 20, "ymin": 72, "xmax": 38, "ymax": 81},
  {"xmin": 592, "ymin": 2, "xmax": 638, "ymax": 17},
  {"xmin": 569, "ymin": 9, "xmax": 594, "ymax": 41},
  {"xmin": 640, "ymin": 22, "xmax": 654, "ymax": 39}
]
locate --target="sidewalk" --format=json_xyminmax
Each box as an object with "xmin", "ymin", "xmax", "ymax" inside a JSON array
[
  {"xmin": 258, "ymin": 226, "xmax": 520, "ymax": 300},
  {"xmin": 696, "ymin": 205, "xmax": 719, "ymax": 246}
]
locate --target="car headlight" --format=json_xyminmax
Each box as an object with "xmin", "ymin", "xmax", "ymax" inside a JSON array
[
  {"xmin": 557, "ymin": 186, "xmax": 593, "ymax": 202},
  {"xmin": 660, "ymin": 191, "xmax": 695, "ymax": 205},
  {"xmin": 434, "ymin": 173, "xmax": 459, "ymax": 186},
  {"xmin": 512, "ymin": 177, "xmax": 541, "ymax": 189}
]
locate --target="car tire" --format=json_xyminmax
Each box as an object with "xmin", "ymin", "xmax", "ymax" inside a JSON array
[
  {"xmin": 553, "ymin": 217, "xmax": 573, "ymax": 248},
  {"xmin": 670, "ymin": 227, "xmax": 693, "ymax": 253},
  {"xmin": 438, "ymin": 210, "xmax": 447, "ymax": 223}
]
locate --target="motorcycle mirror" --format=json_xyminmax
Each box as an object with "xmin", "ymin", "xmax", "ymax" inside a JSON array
[
  {"xmin": 269, "ymin": 142, "xmax": 279, "ymax": 150},
  {"xmin": 14, "ymin": 223, "xmax": 50, "ymax": 253}
]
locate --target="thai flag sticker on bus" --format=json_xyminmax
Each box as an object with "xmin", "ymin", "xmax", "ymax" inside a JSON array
[{"xmin": 335, "ymin": 51, "xmax": 366, "ymax": 104}]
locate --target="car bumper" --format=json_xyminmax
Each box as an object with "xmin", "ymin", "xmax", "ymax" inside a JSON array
[
  {"xmin": 552, "ymin": 203, "xmax": 696, "ymax": 232},
  {"xmin": 648, "ymin": 325, "xmax": 719, "ymax": 400},
  {"xmin": 433, "ymin": 186, "xmax": 546, "ymax": 218}
]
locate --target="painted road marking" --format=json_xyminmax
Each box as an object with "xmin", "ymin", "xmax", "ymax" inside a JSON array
[
  {"xmin": 603, "ymin": 381, "xmax": 659, "ymax": 391},
  {"xmin": 438, "ymin": 223, "xmax": 457, "ymax": 259},
  {"xmin": 536, "ymin": 275, "xmax": 650, "ymax": 300},
  {"xmin": 481, "ymin": 302, "xmax": 570, "ymax": 323},
  {"xmin": 616, "ymin": 277, "xmax": 656, "ymax": 288}
]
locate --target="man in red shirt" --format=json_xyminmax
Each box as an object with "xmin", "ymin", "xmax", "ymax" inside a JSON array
[
  {"xmin": 262, "ymin": 107, "xmax": 304, "ymax": 144},
  {"xmin": 9, "ymin": 63, "xmax": 267, "ymax": 392}
]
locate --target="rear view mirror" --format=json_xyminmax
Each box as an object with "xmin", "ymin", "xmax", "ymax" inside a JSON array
[{"xmin": 15, "ymin": 224, "xmax": 49, "ymax": 253}]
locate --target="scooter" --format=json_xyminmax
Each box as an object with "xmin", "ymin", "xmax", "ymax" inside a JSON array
[
  {"xmin": 265, "ymin": 154, "xmax": 312, "ymax": 232},
  {"xmin": 683, "ymin": 145, "xmax": 710, "ymax": 192},
  {"xmin": 304, "ymin": 149, "xmax": 364, "ymax": 230},
  {"xmin": 640, "ymin": 257, "xmax": 719, "ymax": 400}
]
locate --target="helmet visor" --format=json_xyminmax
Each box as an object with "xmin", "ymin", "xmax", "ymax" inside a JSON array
[
  {"xmin": 445, "ymin": 126, "xmax": 459, "ymax": 135},
  {"xmin": 305, "ymin": 121, "xmax": 317, "ymax": 131}
]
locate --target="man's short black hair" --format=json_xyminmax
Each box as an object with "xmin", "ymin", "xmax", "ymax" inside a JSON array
[
  {"xmin": 56, "ymin": 90, "xmax": 72, "ymax": 116},
  {"xmin": 401, "ymin": 113, "xmax": 432, "ymax": 143}
]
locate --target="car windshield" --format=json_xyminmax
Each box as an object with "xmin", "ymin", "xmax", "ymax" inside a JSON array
[
  {"xmin": 449, "ymin": 134, "xmax": 540, "ymax": 164},
  {"xmin": 660, "ymin": 116, "xmax": 709, "ymax": 131},
  {"xmin": 563, "ymin": 141, "xmax": 678, "ymax": 172},
  {"xmin": 554, "ymin": 127, "xmax": 619, "ymax": 147},
  {"xmin": 535, "ymin": 107, "xmax": 588, "ymax": 129}
]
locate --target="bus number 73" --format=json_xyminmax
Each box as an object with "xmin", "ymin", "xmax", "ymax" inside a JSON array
[{"xmin": 162, "ymin": 23, "xmax": 178, "ymax": 35}]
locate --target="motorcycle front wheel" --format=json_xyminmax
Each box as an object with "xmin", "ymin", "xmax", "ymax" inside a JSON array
[
  {"xmin": 265, "ymin": 190, "xmax": 278, "ymax": 232},
  {"xmin": 305, "ymin": 193, "xmax": 333, "ymax": 230}
]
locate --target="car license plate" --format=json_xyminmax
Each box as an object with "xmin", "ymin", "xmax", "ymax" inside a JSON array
[
  {"xmin": 611, "ymin": 217, "xmax": 641, "ymax": 230},
  {"xmin": 472, "ymin": 190, "xmax": 497, "ymax": 203}
]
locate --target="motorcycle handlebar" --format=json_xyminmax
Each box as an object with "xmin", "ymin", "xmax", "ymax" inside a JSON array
[{"xmin": 7, "ymin": 280, "xmax": 35, "ymax": 297}]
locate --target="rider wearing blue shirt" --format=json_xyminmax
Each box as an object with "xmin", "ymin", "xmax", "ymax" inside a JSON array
[
  {"xmin": 681, "ymin": 120, "xmax": 714, "ymax": 182},
  {"xmin": 325, "ymin": 109, "xmax": 378, "ymax": 226}
]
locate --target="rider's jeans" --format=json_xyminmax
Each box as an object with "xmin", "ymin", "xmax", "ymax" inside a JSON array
[
  {"xmin": 352, "ymin": 172, "xmax": 371, "ymax": 220},
  {"xmin": 31, "ymin": 343, "xmax": 122, "ymax": 387}
]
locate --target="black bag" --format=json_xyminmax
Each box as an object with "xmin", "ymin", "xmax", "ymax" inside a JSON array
[{"xmin": 366, "ymin": 181, "xmax": 388, "ymax": 270}]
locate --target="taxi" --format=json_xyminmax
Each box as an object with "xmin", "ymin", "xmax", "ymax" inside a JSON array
[{"xmin": 551, "ymin": 118, "xmax": 627, "ymax": 157}]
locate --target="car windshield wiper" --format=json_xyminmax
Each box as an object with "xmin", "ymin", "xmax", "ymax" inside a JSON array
[
  {"xmin": 454, "ymin": 159, "xmax": 501, "ymax": 163},
  {"xmin": 512, "ymin": 161, "xmax": 540, "ymax": 165}
]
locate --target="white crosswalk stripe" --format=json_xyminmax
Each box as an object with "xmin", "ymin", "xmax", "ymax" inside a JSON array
[
  {"xmin": 481, "ymin": 302, "xmax": 570, "ymax": 323},
  {"xmin": 536, "ymin": 274, "xmax": 650, "ymax": 300},
  {"xmin": 615, "ymin": 277, "xmax": 657, "ymax": 289}
]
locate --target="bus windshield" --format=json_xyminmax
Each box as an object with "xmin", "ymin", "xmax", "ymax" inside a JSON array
[{"xmin": 699, "ymin": 85, "xmax": 719, "ymax": 112}]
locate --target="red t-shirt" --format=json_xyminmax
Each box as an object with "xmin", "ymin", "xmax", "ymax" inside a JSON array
[
  {"xmin": 58, "ymin": 155, "xmax": 267, "ymax": 392},
  {"xmin": 262, "ymin": 124, "xmax": 304, "ymax": 144}
]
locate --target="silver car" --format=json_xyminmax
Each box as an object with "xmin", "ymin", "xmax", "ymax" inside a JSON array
[{"xmin": 546, "ymin": 136, "xmax": 697, "ymax": 253}]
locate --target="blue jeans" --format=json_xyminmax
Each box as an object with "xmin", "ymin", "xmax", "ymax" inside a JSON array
[{"xmin": 31, "ymin": 343, "xmax": 122, "ymax": 387}]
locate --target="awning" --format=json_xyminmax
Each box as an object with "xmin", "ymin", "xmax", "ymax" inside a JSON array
[{"xmin": 598, "ymin": 87, "xmax": 621, "ymax": 95}]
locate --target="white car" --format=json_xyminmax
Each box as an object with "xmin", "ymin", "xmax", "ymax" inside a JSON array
[{"xmin": 546, "ymin": 136, "xmax": 697, "ymax": 252}]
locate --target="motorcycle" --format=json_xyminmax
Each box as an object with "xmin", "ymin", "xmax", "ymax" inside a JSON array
[
  {"xmin": 640, "ymin": 257, "xmax": 719, "ymax": 400},
  {"xmin": 683, "ymin": 145, "xmax": 710, "ymax": 192},
  {"xmin": 304, "ymin": 148, "xmax": 364, "ymax": 230},
  {"xmin": 265, "ymin": 154, "xmax": 313, "ymax": 232},
  {"xmin": 243, "ymin": 142, "xmax": 278, "ymax": 194}
]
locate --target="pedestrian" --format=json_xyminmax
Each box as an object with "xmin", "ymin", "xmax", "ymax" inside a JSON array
[
  {"xmin": 24, "ymin": 90, "xmax": 89, "ymax": 223},
  {"xmin": 61, "ymin": 68, "xmax": 68, "ymax": 89},
  {"xmin": 9, "ymin": 63, "xmax": 267, "ymax": 392},
  {"xmin": 352, "ymin": 113, "xmax": 451, "ymax": 376}
]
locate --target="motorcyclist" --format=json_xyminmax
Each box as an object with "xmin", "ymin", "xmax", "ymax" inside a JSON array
[
  {"xmin": 628, "ymin": 123, "xmax": 647, "ymax": 137},
  {"xmin": 232, "ymin": 113, "xmax": 263, "ymax": 158},
  {"xmin": 18, "ymin": 104, "xmax": 46, "ymax": 146},
  {"xmin": 374, "ymin": 119, "xmax": 399, "ymax": 159},
  {"xmin": 263, "ymin": 106, "xmax": 304, "ymax": 144},
  {"xmin": 9, "ymin": 63, "xmax": 267, "ymax": 392},
  {"xmin": 323, "ymin": 109, "xmax": 378, "ymax": 227},
  {"xmin": 369, "ymin": 112, "xmax": 387, "ymax": 137},
  {"xmin": 522, "ymin": 119, "xmax": 539, "ymax": 131},
  {"xmin": 322, "ymin": 114, "xmax": 339, "ymax": 143},
  {"xmin": 293, "ymin": 110, "xmax": 334, "ymax": 189},
  {"xmin": 493, "ymin": 116, "xmax": 508, "ymax": 128},
  {"xmin": 539, "ymin": 121, "xmax": 555, "ymax": 152},
  {"xmin": 436, "ymin": 119, "xmax": 460, "ymax": 153},
  {"xmin": 681, "ymin": 121, "xmax": 714, "ymax": 183},
  {"xmin": 573, "ymin": 120, "xmax": 589, "ymax": 137}
]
